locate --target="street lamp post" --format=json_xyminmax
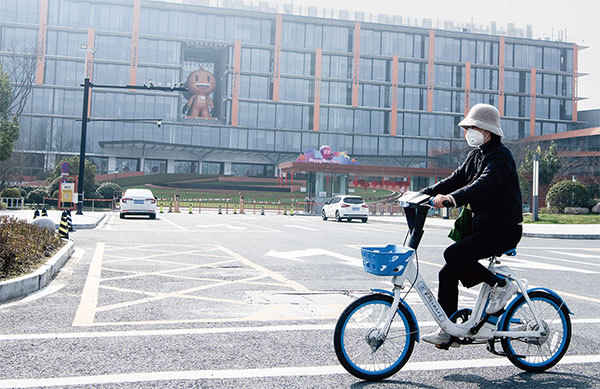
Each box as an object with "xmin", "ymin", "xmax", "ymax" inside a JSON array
[
  {"xmin": 532, "ymin": 153, "xmax": 540, "ymax": 222},
  {"xmin": 76, "ymin": 77, "xmax": 92, "ymax": 215}
]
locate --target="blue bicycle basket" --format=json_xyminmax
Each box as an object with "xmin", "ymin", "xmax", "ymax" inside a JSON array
[{"xmin": 361, "ymin": 245, "xmax": 414, "ymax": 276}]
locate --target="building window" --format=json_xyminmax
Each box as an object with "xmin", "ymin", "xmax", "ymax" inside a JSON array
[
  {"xmin": 202, "ymin": 161, "xmax": 223, "ymax": 174},
  {"xmin": 89, "ymin": 157, "xmax": 109, "ymax": 175},
  {"xmin": 116, "ymin": 158, "xmax": 139, "ymax": 173},
  {"xmin": 231, "ymin": 163, "xmax": 274, "ymax": 177},
  {"xmin": 144, "ymin": 159, "xmax": 167, "ymax": 175},
  {"xmin": 175, "ymin": 160, "xmax": 199, "ymax": 174}
]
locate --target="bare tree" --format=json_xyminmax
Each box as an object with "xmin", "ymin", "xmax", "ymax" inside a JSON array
[{"xmin": 1, "ymin": 43, "xmax": 36, "ymax": 117}]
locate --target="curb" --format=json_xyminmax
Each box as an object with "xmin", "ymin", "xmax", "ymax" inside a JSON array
[
  {"xmin": 0, "ymin": 240, "xmax": 75, "ymax": 304},
  {"xmin": 53, "ymin": 213, "xmax": 107, "ymax": 230},
  {"xmin": 522, "ymin": 232, "xmax": 600, "ymax": 240}
]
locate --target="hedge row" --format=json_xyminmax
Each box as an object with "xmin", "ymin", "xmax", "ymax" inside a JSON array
[{"xmin": 0, "ymin": 216, "xmax": 64, "ymax": 280}]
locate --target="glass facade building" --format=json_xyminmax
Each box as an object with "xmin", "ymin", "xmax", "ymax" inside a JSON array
[{"xmin": 0, "ymin": 0, "xmax": 581, "ymax": 177}]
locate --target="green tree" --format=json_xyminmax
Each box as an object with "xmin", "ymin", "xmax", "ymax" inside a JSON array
[
  {"xmin": 0, "ymin": 63, "xmax": 19, "ymax": 161},
  {"xmin": 518, "ymin": 142, "xmax": 561, "ymax": 198},
  {"xmin": 46, "ymin": 156, "xmax": 97, "ymax": 197}
]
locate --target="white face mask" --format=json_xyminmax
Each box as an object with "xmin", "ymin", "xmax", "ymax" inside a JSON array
[{"xmin": 465, "ymin": 128, "xmax": 485, "ymax": 147}]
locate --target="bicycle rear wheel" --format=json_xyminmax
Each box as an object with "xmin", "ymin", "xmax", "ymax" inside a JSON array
[
  {"xmin": 334, "ymin": 293, "xmax": 417, "ymax": 381},
  {"xmin": 500, "ymin": 290, "xmax": 571, "ymax": 372}
]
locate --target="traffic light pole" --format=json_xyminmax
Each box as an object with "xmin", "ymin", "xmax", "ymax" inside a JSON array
[
  {"xmin": 76, "ymin": 77, "xmax": 91, "ymax": 215},
  {"xmin": 75, "ymin": 78, "xmax": 186, "ymax": 215}
]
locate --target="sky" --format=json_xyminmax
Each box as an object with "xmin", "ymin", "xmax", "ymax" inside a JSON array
[{"xmin": 289, "ymin": 0, "xmax": 598, "ymax": 111}]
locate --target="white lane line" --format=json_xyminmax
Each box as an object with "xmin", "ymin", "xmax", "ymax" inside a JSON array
[
  {"xmin": 519, "ymin": 253, "xmax": 600, "ymax": 268},
  {"xmin": 1, "ymin": 318, "xmax": 598, "ymax": 341},
  {"xmin": 284, "ymin": 225, "xmax": 317, "ymax": 231},
  {"xmin": 72, "ymin": 243, "xmax": 104, "ymax": 327},
  {"xmin": 226, "ymin": 218, "xmax": 281, "ymax": 232},
  {"xmin": 160, "ymin": 216, "xmax": 188, "ymax": 231},
  {"xmin": 547, "ymin": 251, "xmax": 600, "ymax": 259},
  {"xmin": 1, "ymin": 355, "xmax": 599, "ymax": 387}
]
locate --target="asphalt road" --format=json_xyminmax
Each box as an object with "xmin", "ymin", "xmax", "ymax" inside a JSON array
[{"xmin": 0, "ymin": 212, "xmax": 599, "ymax": 388}]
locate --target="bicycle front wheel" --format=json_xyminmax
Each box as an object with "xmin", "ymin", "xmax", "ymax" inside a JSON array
[
  {"xmin": 500, "ymin": 290, "xmax": 571, "ymax": 372},
  {"xmin": 334, "ymin": 293, "xmax": 417, "ymax": 381}
]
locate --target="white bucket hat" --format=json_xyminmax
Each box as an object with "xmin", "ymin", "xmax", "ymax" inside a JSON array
[{"xmin": 458, "ymin": 103, "xmax": 504, "ymax": 137}]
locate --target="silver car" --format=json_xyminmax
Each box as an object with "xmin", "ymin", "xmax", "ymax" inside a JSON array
[
  {"xmin": 322, "ymin": 195, "xmax": 368, "ymax": 222},
  {"xmin": 119, "ymin": 188, "xmax": 157, "ymax": 219}
]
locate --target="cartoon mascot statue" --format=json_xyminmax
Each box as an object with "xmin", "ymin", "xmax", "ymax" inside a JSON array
[{"xmin": 182, "ymin": 67, "xmax": 216, "ymax": 119}]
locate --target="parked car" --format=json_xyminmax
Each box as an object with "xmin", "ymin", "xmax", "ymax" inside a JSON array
[
  {"xmin": 119, "ymin": 188, "xmax": 157, "ymax": 219},
  {"xmin": 322, "ymin": 195, "xmax": 368, "ymax": 222}
]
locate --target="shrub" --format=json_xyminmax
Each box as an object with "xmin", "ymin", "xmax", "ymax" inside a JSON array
[
  {"xmin": 0, "ymin": 216, "xmax": 64, "ymax": 280},
  {"xmin": 546, "ymin": 180, "xmax": 592, "ymax": 211},
  {"xmin": 0, "ymin": 188, "xmax": 22, "ymax": 198},
  {"xmin": 51, "ymin": 189, "xmax": 59, "ymax": 199},
  {"xmin": 26, "ymin": 188, "xmax": 49, "ymax": 204},
  {"xmin": 18, "ymin": 188, "xmax": 27, "ymax": 197},
  {"xmin": 0, "ymin": 202, "xmax": 6, "ymax": 210},
  {"xmin": 96, "ymin": 182, "xmax": 121, "ymax": 199}
]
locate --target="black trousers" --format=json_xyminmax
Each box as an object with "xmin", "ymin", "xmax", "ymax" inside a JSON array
[{"xmin": 438, "ymin": 225, "xmax": 523, "ymax": 317}]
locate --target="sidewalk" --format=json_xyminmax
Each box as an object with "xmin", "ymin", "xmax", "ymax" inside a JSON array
[
  {"xmin": 369, "ymin": 215, "xmax": 600, "ymax": 240},
  {"xmin": 0, "ymin": 209, "xmax": 106, "ymax": 229}
]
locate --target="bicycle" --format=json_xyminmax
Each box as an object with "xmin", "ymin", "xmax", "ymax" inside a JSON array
[{"xmin": 333, "ymin": 191, "xmax": 573, "ymax": 381}]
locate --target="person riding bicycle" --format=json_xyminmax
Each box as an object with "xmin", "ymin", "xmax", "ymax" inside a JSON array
[{"xmin": 420, "ymin": 103, "xmax": 523, "ymax": 346}]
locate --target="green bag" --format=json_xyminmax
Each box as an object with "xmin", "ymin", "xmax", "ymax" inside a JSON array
[{"xmin": 448, "ymin": 204, "xmax": 473, "ymax": 242}]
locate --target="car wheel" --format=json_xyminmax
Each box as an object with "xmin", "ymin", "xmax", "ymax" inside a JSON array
[
  {"xmin": 336, "ymin": 211, "xmax": 342, "ymax": 222},
  {"xmin": 119, "ymin": 213, "xmax": 125, "ymax": 219},
  {"xmin": 149, "ymin": 214, "xmax": 156, "ymax": 220},
  {"xmin": 322, "ymin": 210, "xmax": 328, "ymax": 221},
  {"xmin": 362, "ymin": 218, "xmax": 368, "ymax": 223}
]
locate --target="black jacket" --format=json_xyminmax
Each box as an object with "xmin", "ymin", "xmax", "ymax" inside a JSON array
[{"xmin": 423, "ymin": 137, "xmax": 523, "ymax": 230}]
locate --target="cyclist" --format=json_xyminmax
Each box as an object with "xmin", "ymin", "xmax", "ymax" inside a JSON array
[{"xmin": 420, "ymin": 103, "xmax": 523, "ymax": 346}]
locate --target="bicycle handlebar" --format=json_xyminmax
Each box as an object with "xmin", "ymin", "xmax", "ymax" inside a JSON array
[{"xmin": 427, "ymin": 198, "xmax": 454, "ymax": 208}]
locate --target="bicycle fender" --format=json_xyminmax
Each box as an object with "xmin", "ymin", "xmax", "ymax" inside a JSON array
[
  {"xmin": 371, "ymin": 289, "xmax": 420, "ymax": 342},
  {"xmin": 498, "ymin": 287, "xmax": 574, "ymax": 330}
]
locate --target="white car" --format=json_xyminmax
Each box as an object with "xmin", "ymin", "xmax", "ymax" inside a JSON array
[
  {"xmin": 119, "ymin": 188, "xmax": 157, "ymax": 219},
  {"xmin": 322, "ymin": 195, "xmax": 368, "ymax": 222}
]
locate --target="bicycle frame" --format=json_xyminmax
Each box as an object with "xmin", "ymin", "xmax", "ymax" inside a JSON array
[{"xmin": 373, "ymin": 253, "xmax": 548, "ymax": 341}]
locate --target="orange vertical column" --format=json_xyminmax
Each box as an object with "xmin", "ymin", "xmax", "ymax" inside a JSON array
[
  {"xmin": 129, "ymin": 0, "xmax": 141, "ymax": 86},
  {"xmin": 390, "ymin": 55, "xmax": 398, "ymax": 136},
  {"xmin": 313, "ymin": 48, "xmax": 322, "ymax": 131},
  {"xmin": 464, "ymin": 62, "xmax": 471, "ymax": 117},
  {"xmin": 86, "ymin": 28, "xmax": 95, "ymax": 116},
  {"xmin": 530, "ymin": 68, "xmax": 536, "ymax": 137},
  {"xmin": 351, "ymin": 22, "xmax": 360, "ymax": 107},
  {"xmin": 572, "ymin": 44, "xmax": 578, "ymax": 122},
  {"xmin": 272, "ymin": 14, "xmax": 282, "ymax": 102},
  {"xmin": 231, "ymin": 41, "xmax": 242, "ymax": 126},
  {"xmin": 35, "ymin": 0, "xmax": 49, "ymax": 85},
  {"xmin": 427, "ymin": 30, "xmax": 435, "ymax": 112},
  {"xmin": 498, "ymin": 37, "xmax": 505, "ymax": 116}
]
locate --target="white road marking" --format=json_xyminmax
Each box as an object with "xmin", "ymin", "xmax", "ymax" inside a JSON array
[
  {"xmin": 160, "ymin": 216, "xmax": 188, "ymax": 231},
  {"xmin": 265, "ymin": 248, "xmax": 361, "ymax": 267},
  {"xmin": 0, "ymin": 355, "xmax": 599, "ymax": 387},
  {"xmin": 0, "ymin": 283, "xmax": 64, "ymax": 310},
  {"xmin": 195, "ymin": 224, "xmax": 246, "ymax": 230},
  {"xmin": 519, "ymin": 252, "xmax": 600, "ymax": 268},
  {"xmin": 1, "ymin": 318, "xmax": 599, "ymax": 341},
  {"xmin": 72, "ymin": 243, "xmax": 104, "ymax": 327},
  {"xmin": 284, "ymin": 224, "xmax": 317, "ymax": 231},
  {"xmin": 546, "ymin": 250, "xmax": 600, "ymax": 260}
]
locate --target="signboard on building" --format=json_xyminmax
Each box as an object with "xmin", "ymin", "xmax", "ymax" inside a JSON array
[{"xmin": 295, "ymin": 145, "xmax": 358, "ymax": 165}]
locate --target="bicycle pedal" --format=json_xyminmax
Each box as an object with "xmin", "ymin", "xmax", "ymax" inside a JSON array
[{"xmin": 435, "ymin": 339, "xmax": 459, "ymax": 350}]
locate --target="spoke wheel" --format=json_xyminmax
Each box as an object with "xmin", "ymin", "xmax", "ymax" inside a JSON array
[
  {"xmin": 334, "ymin": 294, "xmax": 417, "ymax": 381},
  {"xmin": 500, "ymin": 291, "xmax": 571, "ymax": 372}
]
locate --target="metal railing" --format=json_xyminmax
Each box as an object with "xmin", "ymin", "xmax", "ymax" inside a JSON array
[{"xmin": 0, "ymin": 197, "xmax": 25, "ymax": 209}]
